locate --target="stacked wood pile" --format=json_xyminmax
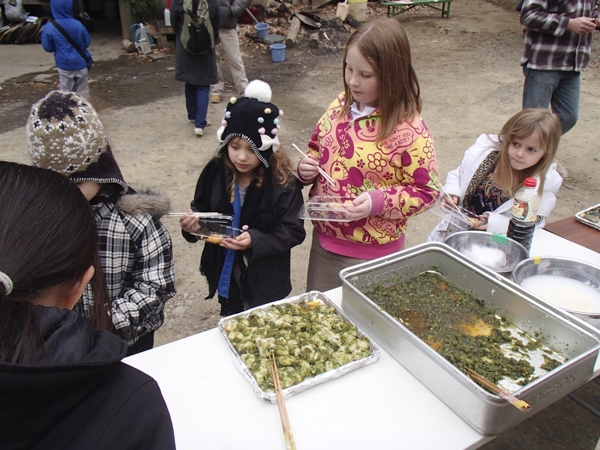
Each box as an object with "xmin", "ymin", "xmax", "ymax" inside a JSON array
[{"xmin": 237, "ymin": 1, "xmax": 388, "ymax": 52}]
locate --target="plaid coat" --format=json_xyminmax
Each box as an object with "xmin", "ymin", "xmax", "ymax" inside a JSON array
[{"xmin": 75, "ymin": 186, "xmax": 176, "ymax": 346}]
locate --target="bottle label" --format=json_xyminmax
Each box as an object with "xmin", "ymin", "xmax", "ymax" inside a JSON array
[{"xmin": 512, "ymin": 198, "xmax": 538, "ymax": 222}]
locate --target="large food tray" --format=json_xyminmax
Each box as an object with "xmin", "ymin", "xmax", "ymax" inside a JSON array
[
  {"xmin": 218, "ymin": 291, "xmax": 380, "ymax": 403},
  {"xmin": 339, "ymin": 242, "xmax": 600, "ymax": 435},
  {"xmin": 575, "ymin": 203, "xmax": 600, "ymax": 231}
]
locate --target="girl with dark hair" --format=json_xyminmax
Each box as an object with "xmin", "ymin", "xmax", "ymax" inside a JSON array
[
  {"xmin": 0, "ymin": 162, "xmax": 175, "ymax": 450},
  {"xmin": 297, "ymin": 16, "xmax": 439, "ymax": 292},
  {"xmin": 428, "ymin": 108, "xmax": 563, "ymax": 241},
  {"xmin": 180, "ymin": 80, "xmax": 306, "ymax": 316}
]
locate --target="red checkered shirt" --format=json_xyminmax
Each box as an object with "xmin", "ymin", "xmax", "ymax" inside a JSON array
[{"xmin": 520, "ymin": 0, "xmax": 598, "ymax": 72}]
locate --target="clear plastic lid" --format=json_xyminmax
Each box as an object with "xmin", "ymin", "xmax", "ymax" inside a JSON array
[
  {"xmin": 190, "ymin": 219, "xmax": 242, "ymax": 244},
  {"xmin": 298, "ymin": 196, "xmax": 356, "ymax": 222},
  {"xmin": 429, "ymin": 199, "xmax": 487, "ymax": 232}
]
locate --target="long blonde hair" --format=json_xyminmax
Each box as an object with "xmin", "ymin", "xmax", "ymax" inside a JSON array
[
  {"xmin": 340, "ymin": 16, "xmax": 421, "ymax": 144},
  {"xmin": 493, "ymin": 109, "xmax": 561, "ymax": 197}
]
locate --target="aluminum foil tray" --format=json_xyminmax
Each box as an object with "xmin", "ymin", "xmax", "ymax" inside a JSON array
[
  {"xmin": 218, "ymin": 291, "xmax": 380, "ymax": 404},
  {"xmin": 575, "ymin": 203, "xmax": 600, "ymax": 231},
  {"xmin": 339, "ymin": 242, "xmax": 600, "ymax": 435}
]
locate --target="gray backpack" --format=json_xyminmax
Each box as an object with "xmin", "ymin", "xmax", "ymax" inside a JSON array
[{"xmin": 181, "ymin": 0, "xmax": 214, "ymax": 55}]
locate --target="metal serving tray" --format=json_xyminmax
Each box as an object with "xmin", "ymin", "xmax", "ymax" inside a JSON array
[
  {"xmin": 339, "ymin": 242, "xmax": 600, "ymax": 435},
  {"xmin": 218, "ymin": 291, "xmax": 380, "ymax": 404},
  {"xmin": 575, "ymin": 203, "xmax": 600, "ymax": 231}
]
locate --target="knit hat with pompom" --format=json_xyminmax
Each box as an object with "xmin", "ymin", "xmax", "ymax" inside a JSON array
[
  {"xmin": 216, "ymin": 80, "xmax": 283, "ymax": 168},
  {"xmin": 26, "ymin": 91, "xmax": 127, "ymax": 194}
]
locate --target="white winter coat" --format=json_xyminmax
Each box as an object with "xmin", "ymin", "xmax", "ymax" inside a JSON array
[{"xmin": 428, "ymin": 134, "xmax": 563, "ymax": 242}]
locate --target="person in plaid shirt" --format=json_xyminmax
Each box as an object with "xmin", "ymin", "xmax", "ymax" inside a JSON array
[
  {"xmin": 520, "ymin": 0, "xmax": 599, "ymax": 134},
  {"xmin": 26, "ymin": 91, "xmax": 176, "ymax": 355}
]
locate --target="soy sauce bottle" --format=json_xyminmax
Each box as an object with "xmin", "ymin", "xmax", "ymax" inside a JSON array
[{"xmin": 507, "ymin": 178, "xmax": 539, "ymax": 251}]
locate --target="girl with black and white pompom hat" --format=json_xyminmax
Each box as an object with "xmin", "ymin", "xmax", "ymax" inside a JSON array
[{"xmin": 180, "ymin": 80, "xmax": 306, "ymax": 317}]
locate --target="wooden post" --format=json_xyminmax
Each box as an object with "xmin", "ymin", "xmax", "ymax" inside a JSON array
[
  {"xmin": 117, "ymin": 0, "xmax": 133, "ymax": 40},
  {"xmin": 285, "ymin": 16, "xmax": 301, "ymax": 48},
  {"xmin": 308, "ymin": 32, "xmax": 319, "ymax": 49}
]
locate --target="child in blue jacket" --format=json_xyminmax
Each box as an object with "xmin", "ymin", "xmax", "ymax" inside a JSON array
[{"xmin": 42, "ymin": 0, "xmax": 92, "ymax": 99}]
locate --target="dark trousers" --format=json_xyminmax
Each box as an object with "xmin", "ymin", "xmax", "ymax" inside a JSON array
[
  {"xmin": 127, "ymin": 330, "xmax": 155, "ymax": 356},
  {"xmin": 185, "ymin": 83, "xmax": 209, "ymax": 129},
  {"xmin": 218, "ymin": 277, "xmax": 244, "ymax": 317}
]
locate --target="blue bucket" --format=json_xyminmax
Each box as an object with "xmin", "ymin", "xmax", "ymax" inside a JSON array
[
  {"xmin": 269, "ymin": 43, "xmax": 286, "ymax": 63},
  {"xmin": 254, "ymin": 23, "xmax": 269, "ymax": 40}
]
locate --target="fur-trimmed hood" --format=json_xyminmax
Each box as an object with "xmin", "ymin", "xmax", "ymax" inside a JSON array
[{"xmin": 117, "ymin": 185, "xmax": 171, "ymax": 219}]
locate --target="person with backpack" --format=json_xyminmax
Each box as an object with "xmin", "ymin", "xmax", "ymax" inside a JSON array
[
  {"xmin": 41, "ymin": 0, "xmax": 92, "ymax": 100},
  {"xmin": 170, "ymin": 0, "xmax": 220, "ymax": 137}
]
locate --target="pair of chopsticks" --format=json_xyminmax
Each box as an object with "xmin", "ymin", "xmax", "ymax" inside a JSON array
[
  {"xmin": 269, "ymin": 353, "xmax": 297, "ymax": 450},
  {"xmin": 292, "ymin": 144, "xmax": 336, "ymax": 186},
  {"xmin": 467, "ymin": 369, "xmax": 531, "ymax": 413},
  {"xmin": 438, "ymin": 184, "xmax": 471, "ymax": 225},
  {"xmin": 166, "ymin": 212, "xmax": 224, "ymax": 217}
]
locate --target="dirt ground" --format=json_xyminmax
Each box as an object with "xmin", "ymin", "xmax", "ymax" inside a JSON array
[{"xmin": 1, "ymin": 0, "xmax": 600, "ymax": 447}]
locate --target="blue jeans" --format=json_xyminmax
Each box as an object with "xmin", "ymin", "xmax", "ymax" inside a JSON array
[
  {"xmin": 185, "ymin": 83, "xmax": 209, "ymax": 129},
  {"xmin": 522, "ymin": 65, "xmax": 580, "ymax": 134}
]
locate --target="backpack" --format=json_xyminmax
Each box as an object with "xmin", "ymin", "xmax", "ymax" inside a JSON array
[{"xmin": 181, "ymin": 0, "xmax": 214, "ymax": 55}]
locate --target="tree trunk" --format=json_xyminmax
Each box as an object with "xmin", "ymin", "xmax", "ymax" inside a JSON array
[{"xmin": 309, "ymin": 32, "xmax": 319, "ymax": 49}]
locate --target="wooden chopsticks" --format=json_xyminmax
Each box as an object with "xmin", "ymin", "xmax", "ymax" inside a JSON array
[
  {"xmin": 292, "ymin": 144, "xmax": 336, "ymax": 186},
  {"xmin": 467, "ymin": 368, "xmax": 531, "ymax": 413},
  {"xmin": 269, "ymin": 353, "xmax": 297, "ymax": 450}
]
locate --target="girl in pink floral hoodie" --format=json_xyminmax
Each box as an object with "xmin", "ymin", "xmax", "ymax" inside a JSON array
[{"xmin": 298, "ymin": 17, "xmax": 439, "ymax": 291}]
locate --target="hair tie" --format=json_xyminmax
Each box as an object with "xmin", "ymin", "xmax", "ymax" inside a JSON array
[{"xmin": 0, "ymin": 271, "xmax": 13, "ymax": 295}]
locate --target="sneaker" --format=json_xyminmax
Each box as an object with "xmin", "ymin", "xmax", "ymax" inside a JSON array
[
  {"xmin": 195, "ymin": 128, "xmax": 204, "ymax": 136},
  {"xmin": 210, "ymin": 94, "xmax": 222, "ymax": 104}
]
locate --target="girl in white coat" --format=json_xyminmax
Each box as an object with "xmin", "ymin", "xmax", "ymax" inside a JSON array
[{"xmin": 429, "ymin": 109, "xmax": 562, "ymax": 242}]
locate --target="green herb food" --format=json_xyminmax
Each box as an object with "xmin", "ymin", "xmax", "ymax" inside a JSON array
[
  {"xmin": 224, "ymin": 301, "xmax": 372, "ymax": 392},
  {"xmin": 365, "ymin": 272, "xmax": 539, "ymax": 385}
]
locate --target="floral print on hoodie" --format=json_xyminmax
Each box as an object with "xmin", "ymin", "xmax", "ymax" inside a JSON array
[{"xmin": 302, "ymin": 94, "xmax": 439, "ymax": 258}]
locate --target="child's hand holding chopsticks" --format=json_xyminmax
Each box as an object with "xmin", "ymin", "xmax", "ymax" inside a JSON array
[
  {"xmin": 293, "ymin": 144, "xmax": 336, "ymax": 186},
  {"xmin": 179, "ymin": 209, "xmax": 201, "ymax": 234}
]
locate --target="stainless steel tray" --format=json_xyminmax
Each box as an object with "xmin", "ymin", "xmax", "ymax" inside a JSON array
[
  {"xmin": 339, "ymin": 242, "xmax": 600, "ymax": 435},
  {"xmin": 575, "ymin": 203, "xmax": 600, "ymax": 231},
  {"xmin": 218, "ymin": 291, "xmax": 380, "ymax": 403}
]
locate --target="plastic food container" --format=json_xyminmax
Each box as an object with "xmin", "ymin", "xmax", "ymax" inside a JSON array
[
  {"xmin": 218, "ymin": 291, "xmax": 380, "ymax": 403},
  {"xmin": 298, "ymin": 196, "xmax": 355, "ymax": 222},
  {"xmin": 339, "ymin": 242, "xmax": 600, "ymax": 435},
  {"xmin": 191, "ymin": 220, "xmax": 242, "ymax": 244},
  {"xmin": 429, "ymin": 198, "xmax": 487, "ymax": 233}
]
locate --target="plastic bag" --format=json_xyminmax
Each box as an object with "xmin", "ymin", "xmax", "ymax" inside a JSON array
[{"xmin": 4, "ymin": 0, "xmax": 28, "ymax": 23}]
